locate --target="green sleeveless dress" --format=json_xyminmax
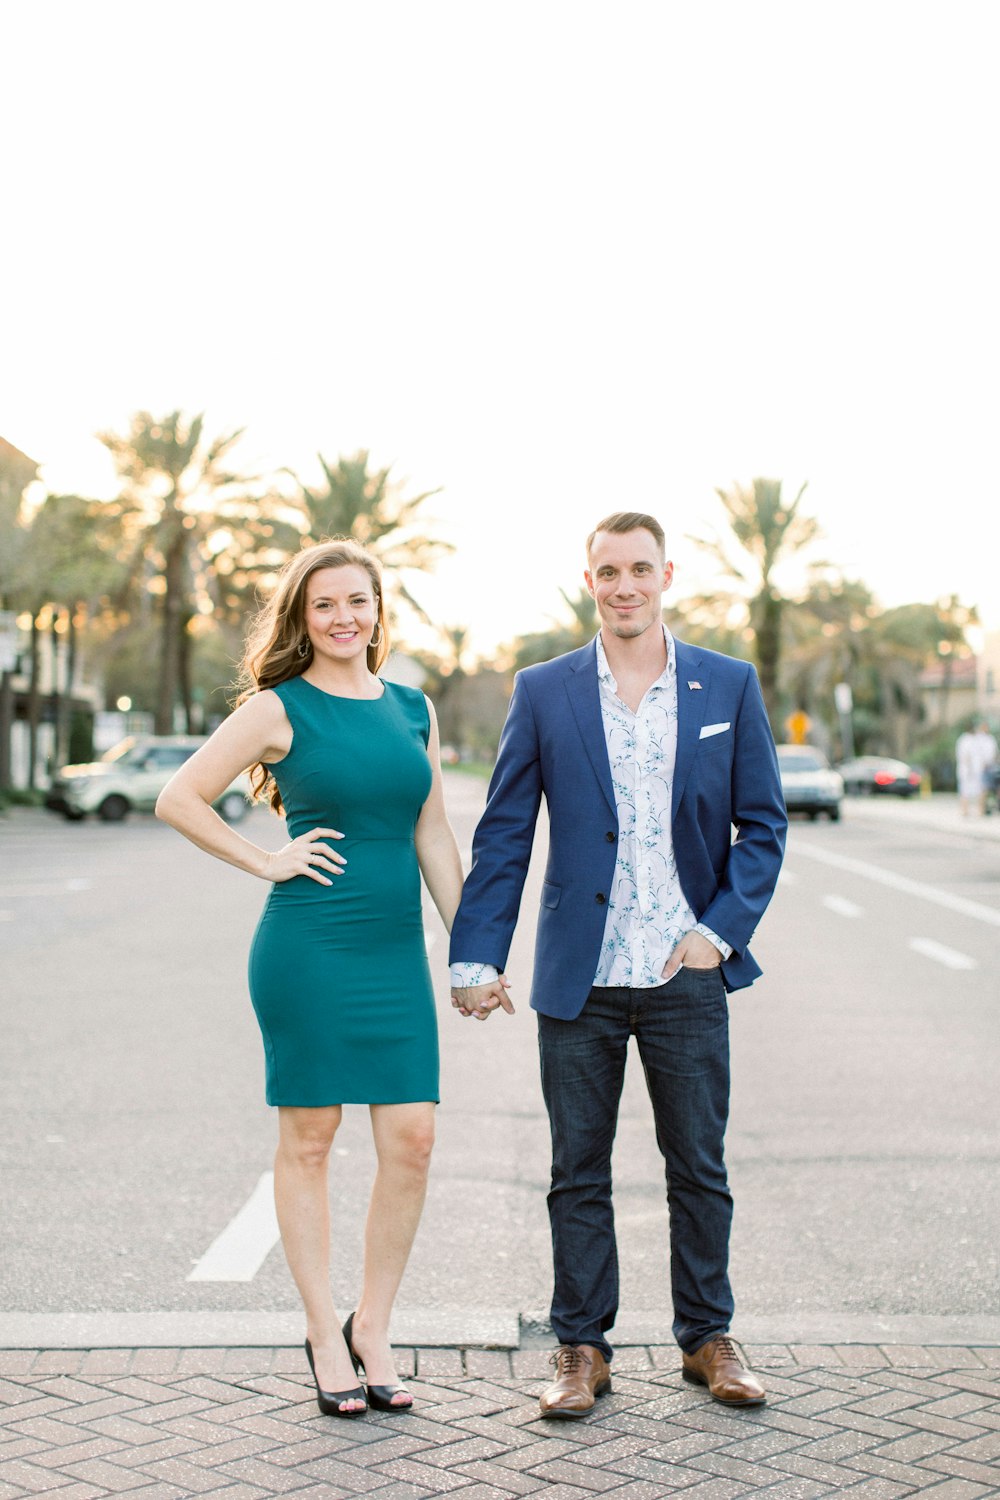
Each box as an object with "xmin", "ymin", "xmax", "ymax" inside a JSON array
[{"xmin": 247, "ymin": 675, "xmax": 439, "ymax": 1106}]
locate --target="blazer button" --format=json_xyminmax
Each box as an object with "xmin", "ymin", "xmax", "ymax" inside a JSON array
[
  {"xmin": 595, "ymin": 892, "xmax": 606, "ymax": 905},
  {"xmin": 605, "ymin": 831, "xmax": 616, "ymax": 842}
]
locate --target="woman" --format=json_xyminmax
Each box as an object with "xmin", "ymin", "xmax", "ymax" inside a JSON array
[{"xmin": 156, "ymin": 539, "xmax": 464, "ymax": 1418}]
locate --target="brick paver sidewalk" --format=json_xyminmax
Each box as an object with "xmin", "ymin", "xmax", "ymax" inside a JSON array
[{"xmin": 2, "ymin": 1343, "xmax": 999, "ymax": 1498}]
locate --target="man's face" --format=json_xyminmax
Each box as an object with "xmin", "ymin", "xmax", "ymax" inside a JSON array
[{"xmin": 585, "ymin": 528, "xmax": 673, "ymax": 640}]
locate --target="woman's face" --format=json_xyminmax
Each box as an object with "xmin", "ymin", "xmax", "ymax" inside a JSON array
[{"xmin": 302, "ymin": 565, "xmax": 378, "ymax": 664}]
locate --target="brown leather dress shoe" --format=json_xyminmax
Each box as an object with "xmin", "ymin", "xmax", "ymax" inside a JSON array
[
  {"xmin": 539, "ymin": 1344, "xmax": 612, "ymax": 1419},
  {"xmin": 682, "ymin": 1336, "xmax": 766, "ymax": 1406}
]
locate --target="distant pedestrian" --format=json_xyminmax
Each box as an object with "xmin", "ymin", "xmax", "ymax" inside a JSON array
[
  {"xmin": 156, "ymin": 539, "xmax": 464, "ymax": 1419},
  {"xmin": 956, "ymin": 721, "xmax": 998, "ymax": 816},
  {"xmin": 450, "ymin": 512, "xmax": 787, "ymax": 1419}
]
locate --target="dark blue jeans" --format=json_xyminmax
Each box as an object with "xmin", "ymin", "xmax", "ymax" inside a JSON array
[{"xmin": 537, "ymin": 969, "xmax": 734, "ymax": 1359}]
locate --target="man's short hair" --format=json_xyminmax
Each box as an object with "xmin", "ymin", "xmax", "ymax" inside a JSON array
[{"xmin": 586, "ymin": 511, "xmax": 666, "ymax": 560}]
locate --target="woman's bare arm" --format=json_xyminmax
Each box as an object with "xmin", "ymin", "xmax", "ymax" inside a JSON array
[
  {"xmin": 414, "ymin": 698, "xmax": 464, "ymax": 928},
  {"xmin": 155, "ymin": 692, "xmax": 345, "ymax": 885}
]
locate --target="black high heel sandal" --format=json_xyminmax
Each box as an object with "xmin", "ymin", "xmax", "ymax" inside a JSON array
[
  {"xmin": 343, "ymin": 1312, "xmax": 413, "ymax": 1413},
  {"xmin": 304, "ymin": 1338, "xmax": 367, "ymax": 1418}
]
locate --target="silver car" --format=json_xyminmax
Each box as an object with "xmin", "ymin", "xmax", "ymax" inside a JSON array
[
  {"xmin": 776, "ymin": 744, "xmax": 844, "ymax": 822},
  {"xmin": 45, "ymin": 735, "xmax": 254, "ymax": 823}
]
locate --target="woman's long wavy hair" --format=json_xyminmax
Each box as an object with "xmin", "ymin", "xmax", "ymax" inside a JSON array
[{"xmin": 236, "ymin": 538, "xmax": 390, "ymax": 813}]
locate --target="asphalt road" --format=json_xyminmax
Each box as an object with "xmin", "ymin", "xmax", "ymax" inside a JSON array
[{"xmin": 1, "ymin": 781, "xmax": 998, "ymax": 1345}]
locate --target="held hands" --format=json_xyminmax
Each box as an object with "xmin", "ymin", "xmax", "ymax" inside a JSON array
[
  {"xmin": 661, "ymin": 929, "xmax": 723, "ymax": 982},
  {"xmin": 451, "ymin": 975, "xmax": 514, "ymax": 1021},
  {"xmin": 263, "ymin": 827, "xmax": 346, "ymax": 886}
]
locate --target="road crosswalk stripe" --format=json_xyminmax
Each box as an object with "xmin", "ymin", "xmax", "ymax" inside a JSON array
[
  {"xmin": 909, "ymin": 938, "xmax": 977, "ymax": 971},
  {"xmin": 0, "ymin": 878, "xmax": 93, "ymax": 898},
  {"xmin": 793, "ymin": 841, "xmax": 1000, "ymax": 928},
  {"xmin": 822, "ymin": 894, "xmax": 863, "ymax": 918},
  {"xmin": 187, "ymin": 1172, "xmax": 280, "ymax": 1283}
]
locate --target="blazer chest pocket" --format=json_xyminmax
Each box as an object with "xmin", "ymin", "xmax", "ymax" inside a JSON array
[{"xmin": 540, "ymin": 881, "xmax": 561, "ymax": 909}]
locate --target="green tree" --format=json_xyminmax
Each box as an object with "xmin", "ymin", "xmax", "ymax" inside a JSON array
[
  {"xmin": 509, "ymin": 586, "xmax": 596, "ymax": 670},
  {"xmin": 665, "ymin": 596, "xmax": 752, "ymax": 661},
  {"xmin": 874, "ymin": 597, "xmax": 977, "ymax": 751},
  {"xmin": 98, "ymin": 411, "xmax": 273, "ymax": 733},
  {"xmin": 782, "ymin": 574, "xmax": 894, "ymax": 753},
  {"xmin": 425, "ymin": 624, "xmax": 471, "ymax": 754},
  {"xmin": 0, "ymin": 437, "xmax": 40, "ymax": 610},
  {"xmin": 0, "ymin": 438, "xmax": 41, "ymax": 788},
  {"xmin": 783, "ymin": 580, "xmax": 978, "ymax": 759},
  {"xmin": 8, "ymin": 494, "xmax": 127, "ymax": 779},
  {"xmin": 690, "ymin": 478, "xmax": 820, "ymax": 728},
  {"xmin": 289, "ymin": 450, "xmax": 451, "ymax": 623}
]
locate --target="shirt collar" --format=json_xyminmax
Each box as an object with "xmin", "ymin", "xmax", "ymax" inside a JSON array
[{"xmin": 595, "ymin": 625, "xmax": 675, "ymax": 695}]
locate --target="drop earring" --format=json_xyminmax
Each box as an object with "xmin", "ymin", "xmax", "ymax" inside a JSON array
[{"xmin": 297, "ymin": 637, "xmax": 310, "ymax": 659}]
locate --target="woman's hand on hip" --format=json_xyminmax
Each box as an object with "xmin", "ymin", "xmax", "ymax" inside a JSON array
[{"xmin": 263, "ymin": 827, "xmax": 346, "ymax": 885}]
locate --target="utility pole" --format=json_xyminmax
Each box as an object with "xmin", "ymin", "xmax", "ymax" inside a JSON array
[{"xmin": 0, "ymin": 611, "xmax": 19, "ymax": 790}]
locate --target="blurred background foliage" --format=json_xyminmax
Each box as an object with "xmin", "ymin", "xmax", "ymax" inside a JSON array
[{"xmin": 0, "ymin": 413, "xmax": 982, "ymax": 782}]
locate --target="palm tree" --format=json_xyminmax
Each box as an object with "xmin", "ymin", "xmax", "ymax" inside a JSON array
[
  {"xmin": 511, "ymin": 586, "xmax": 596, "ymax": 670},
  {"xmin": 782, "ymin": 579, "xmax": 978, "ymax": 759},
  {"xmin": 691, "ymin": 478, "xmax": 820, "ymax": 727},
  {"xmin": 783, "ymin": 574, "xmax": 887, "ymax": 753},
  {"xmin": 98, "ymin": 411, "xmax": 272, "ymax": 733},
  {"xmin": 665, "ymin": 593, "xmax": 752, "ymax": 662},
  {"xmin": 289, "ymin": 450, "xmax": 451, "ymax": 624}
]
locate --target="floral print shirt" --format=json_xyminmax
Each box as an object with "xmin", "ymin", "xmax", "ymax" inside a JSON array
[
  {"xmin": 450, "ymin": 628, "xmax": 730, "ymax": 991},
  {"xmin": 593, "ymin": 628, "xmax": 729, "ymax": 987}
]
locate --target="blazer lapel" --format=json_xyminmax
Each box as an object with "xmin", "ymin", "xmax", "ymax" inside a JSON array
[
  {"xmin": 565, "ymin": 639, "xmax": 617, "ymax": 820},
  {"xmin": 672, "ymin": 638, "xmax": 711, "ymax": 813}
]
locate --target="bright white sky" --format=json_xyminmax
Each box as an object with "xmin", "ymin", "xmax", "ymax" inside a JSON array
[{"xmin": 3, "ymin": 1, "xmax": 998, "ymax": 654}]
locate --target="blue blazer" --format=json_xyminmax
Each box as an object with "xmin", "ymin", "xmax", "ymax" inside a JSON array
[{"xmin": 449, "ymin": 635, "xmax": 787, "ymax": 1020}]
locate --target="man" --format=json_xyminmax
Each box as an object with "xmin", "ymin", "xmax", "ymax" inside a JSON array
[
  {"xmin": 450, "ymin": 512, "xmax": 787, "ymax": 1419},
  {"xmin": 956, "ymin": 721, "xmax": 998, "ymax": 817}
]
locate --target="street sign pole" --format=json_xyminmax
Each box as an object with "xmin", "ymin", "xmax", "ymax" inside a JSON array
[{"xmin": 834, "ymin": 681, "xmax": 855, "ymax": 760}]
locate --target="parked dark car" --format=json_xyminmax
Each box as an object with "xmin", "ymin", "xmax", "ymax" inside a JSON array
[
  {"xmin": 836, "ymin": 756, "xmax": 923, "ymax": 797},
  {"xmin": 776, "ymin": 744, "xmax": 843, "ymax": 821}
]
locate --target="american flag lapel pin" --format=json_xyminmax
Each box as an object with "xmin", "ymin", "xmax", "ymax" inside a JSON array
[{"xmin": 688, "ymin": 680, "xmax": 702, "ymax": 690}]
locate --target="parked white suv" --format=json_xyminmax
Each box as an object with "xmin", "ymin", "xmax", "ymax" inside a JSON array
[{"xmin": 46, "ymin": 735, "xmax": 254, "ymax": 823}]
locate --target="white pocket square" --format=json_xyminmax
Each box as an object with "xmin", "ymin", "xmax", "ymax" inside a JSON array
[{"xmin": 699, "ymin": 722, "xmax": 731, "ymax": 739}]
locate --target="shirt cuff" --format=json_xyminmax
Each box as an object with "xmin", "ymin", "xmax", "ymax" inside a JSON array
[
  {"xmin": 450, "ymin": 961, "xmax": 500, "ymax": 988},
  {"xmin": 693, "ymin": 923, "xmax": 733, "ymax": 961}
]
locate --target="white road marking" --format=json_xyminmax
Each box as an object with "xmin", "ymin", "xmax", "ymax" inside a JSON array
[
  {"xmin": 0, "ymin": 879, "xmax": 93, "ymax": 898},
  {"xmin": 187, "ymin": 1172, "xmax": 280, "ymax": 1283},
  {"xmin": 823, "ymin": 895, "xmax": 863, "ymax": 918},
  {"xmin": 909, "ymin": 938, "xmax": 977, "ymax": 971},
  {"xmin": 792, "ymin": 843, "xmax": 1000, "ymax": 929}
]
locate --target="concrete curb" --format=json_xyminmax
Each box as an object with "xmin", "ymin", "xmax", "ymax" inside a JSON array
[{"xmin": 2, "ymin": 1308, "xmax": 999, "ymax": 1349}]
